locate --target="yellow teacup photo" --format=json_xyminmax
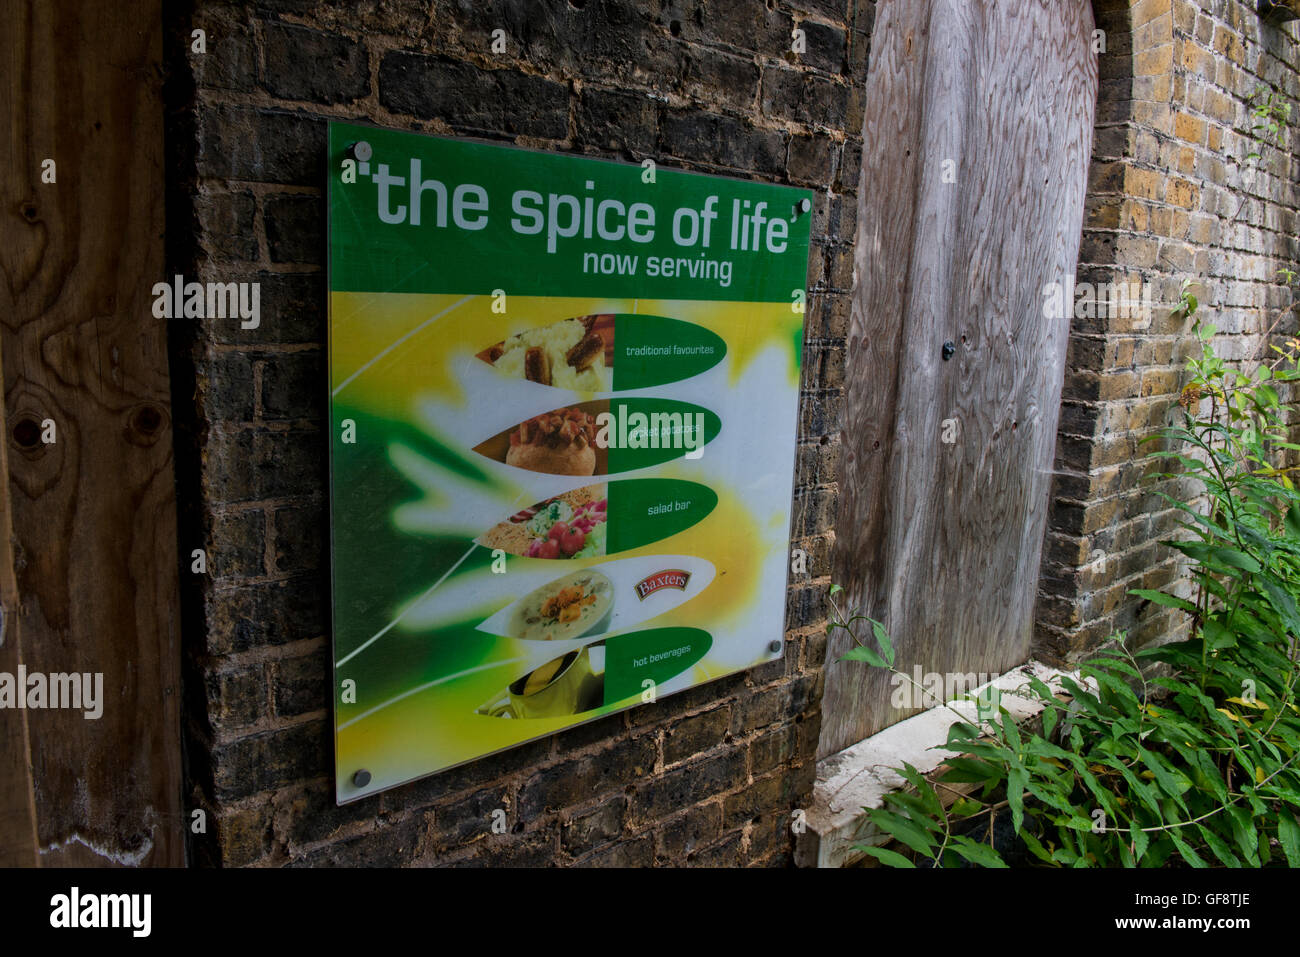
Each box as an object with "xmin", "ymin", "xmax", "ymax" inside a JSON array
[{"xmin": 481, "ymin": 644, "xmax": 605, "ymax": 720}]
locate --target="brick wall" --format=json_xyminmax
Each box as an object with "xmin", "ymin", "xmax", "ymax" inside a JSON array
[
  {"xmin": 165, "ymin": 0, "xmax": 871, "ymax": 866},
  {"xmin": 165, "ymin": 0, "xmax": 1299, "ymax": 866},
  {"xmin": 1036, "ymin": 0, "xmax": 1300, "ymax": 663}
]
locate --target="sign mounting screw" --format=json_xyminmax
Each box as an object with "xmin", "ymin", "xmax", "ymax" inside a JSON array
[
  {"xmin": 348, "ymin": 141, "xmax": 373, "ymax": 162},
  {"xmin": 768, "ymin": 640, "xmax": 783, "ymax": 654},
  {"xmin": 353, "ymin": 769, "xmax": 371, "ymax": 787}
]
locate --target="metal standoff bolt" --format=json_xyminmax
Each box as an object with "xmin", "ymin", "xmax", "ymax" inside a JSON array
[
  {"xmin": 348, "ymin": 141, "xmax": 373, "ymax": 162},
  {"xmin": 353, "ymin": 769, "xmax": 372, "ymax": 787},
  {"xmin": 942, "ymin": 341, "xmax": 956, "ymax": 361},
  {"xmin": 795, "ymin": 198, "xmax": 812, "ymax": 217},
  {"xmin": 768, "ymin": 640, "xmax": 783, "ymax": 654}
]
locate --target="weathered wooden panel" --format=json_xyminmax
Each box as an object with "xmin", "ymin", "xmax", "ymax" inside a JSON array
[
  {"xmin": 820, "ymin": 0, "xmax": 1098, "ymax": 758},
  {"xmin": 0, "ymin": 0, "xmax": 183, "ymax": 864},
  {"xmin": 0, "ymin": 334, "xmax": 38, "ymax": 867}
]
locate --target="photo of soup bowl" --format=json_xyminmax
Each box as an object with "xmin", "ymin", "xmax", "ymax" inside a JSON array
[{"xmin": 506, "ymin": 569, "xmax": 614, "ymax": 642}]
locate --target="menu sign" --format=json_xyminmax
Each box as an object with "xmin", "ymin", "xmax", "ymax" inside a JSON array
[{"xmin": 328, "ymin": 121, "xmax": 812, "ymax": 803}]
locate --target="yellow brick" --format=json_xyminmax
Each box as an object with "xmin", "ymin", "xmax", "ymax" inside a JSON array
[
  {"xmin": 1124, "ymin": 166, "xmax": 1162, "ymax": 200},
  {"xmin": 1124, "ymin": 200, "xmax": 1149, "ymax": 232},
  {"xmin": 1132, "ymin": 101, "xmax": 1174, "ymax": 135},
  {"xmin": 1167, "ymin": 177, "xmax": 1200, "ymax": 209},
  {"xmin": 1204, "ymin": 89, "xmax": 1235, "ymax": 124},
  {"xmin": 1117, "ymin": 235, "xmax": 1160, "ymax": 268},
  {"xmin": 1174, "ymin": 111, "xmax": 1205, "ymax": 144},
  {"xmin": 1214, "ymin": 25, "xmax": 1245, "ymax": 65},
  {"xmin": 1088, "ymin": 199, "xmax": 1121, "ymax": 229},
  {"xmin": 1179, "ymin": 42, "xmax": 1213, "ymax": 77},
  {"xmin": 1206, "ymin": 125, "xmax": 1223, "ymax": 151},
  {"xmin": 1132, "ymin": 0, "xmax": 1174, "ymax": 31},
  {"xmin": 1177, "ymin": 146, "xmax": 1196, "ymax": 174},
  {"xmin": 1135, "ymin": 44, "xmax": 1174, "ymax": 77},
  {"xmin": 1171, "ymin": 73, "xmax": 1187, "ymax": 104},
  {"xmin": 1135, "ymin": 13, "xmax": 1175, "ymax": 50},
  {"xmin": 1148, "ymin": 206, "xmax": 1173, "ymax": 236}
]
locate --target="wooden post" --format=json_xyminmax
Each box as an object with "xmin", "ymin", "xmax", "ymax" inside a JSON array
[
  {"xmin": 0, "ymin": 0, "xmax": 183, "ymax": 865},
  {"xmin": 0, "ymin": 332, "xmax": 38, "ymax": 867},
  {"xmin": 819, "ymin": 0, "xmax": 1099, "ymax": 758}
]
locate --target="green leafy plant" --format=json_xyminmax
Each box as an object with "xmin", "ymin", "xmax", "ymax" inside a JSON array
[
  {"xmin": 1247, "ymin": 87, "xmax": 1292, "ymax": 166},
  {"xmin": 828, "ymin": 314, "xmax": 1300, "ymax": 867}
]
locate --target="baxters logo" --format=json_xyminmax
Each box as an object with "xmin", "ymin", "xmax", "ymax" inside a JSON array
[{"xmin": 634, "ymin": 569, "xmax": 691, "ymax": 600}]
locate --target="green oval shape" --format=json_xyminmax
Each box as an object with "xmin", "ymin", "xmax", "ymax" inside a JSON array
[
  {"xmin": 602, "ymin": 627, "xmax": 712, "ymax": 704},
  {"xmin": 603, "ymin": 399, "xmax": 721, "ymax": 475},
  {"xmin": 611, "ymin": 315, "xmax": 726, "ymax": 390},
  {"xmin": 606, "ymin": 478, "xmax": 716, "ymax": 555}
]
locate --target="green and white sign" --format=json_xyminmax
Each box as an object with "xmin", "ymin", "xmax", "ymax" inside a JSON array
[{"xmin": 328, "ymin": 120, "xmax": 812, "ymax": 803}]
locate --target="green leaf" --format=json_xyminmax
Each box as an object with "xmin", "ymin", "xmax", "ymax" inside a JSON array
[
  {"xmin": 1007, "ymin": 768, "xmax": 1027, "ymax": 835},
  {"xmin": 1286, "ymin": 504, "xmax": 1300, "ymax": 540},
  {"xmin": 1258, "ymin": 575, "xmax": 1300, "ymax": 635},
  {"xmin": 854, "ymin": 844, "xmax": 916, "ymax": 868},
  {"xmin": 1062, "ymin": 815, "xmax": 1100, "ymax": 832},
  {"xmin": 949, "ymin": 836, "xmax": 1008, "ymax": 868},
  {"xmin": 1201, "ymin": 618, "xmax": 1238, "ymax": 651},
  {"xmin": 1100, "ymin": 757, "xmax": 1163, "ymax": 816},
  {"xmin": 1001, "ymin": 712, "xmax": 1023, "ymax": 764},
  {"xmin": 1197, "ymin": 825, "xmax": 1241, "ymax": 867},
  {"xmin": 1042, "ymin": 701, "xmax": 1059, "ymax": 740},
  {"xmin": 1205, "ymin": 546, "xmax": 1261, "ymax": 573},
  {"xmin": 1278, "ymin": 813, "xmax": 1300, "ymax": 868},
  {"xmin": 840, "ymin": 645, "xmax": 887, "ymax": 668},
  {"xmin": 1225, "ymin": 806, "xmax": 1261, "ymax": 867},
  {"xmin": 894, "ymin": 763, "xmax": 943, "ymax": 818},
  {"xmin": 882, "ymin": 791, "xmax": 942, "ymax": 832},
  {"xmin": 1129, "ymin": 821, "xmax": 1150, "ymax": 864},
  {"xmin": 1059, "ymin": 677, "xmax": 1104, "ymax": 716},
  {"xmin": 1019, "ymin": 829, "xmax": 1056, "ymax": 865},
  {"xmin": 866, "ymin": 809, "xmax": 937, "ymax": 859},
  {"xmin": 1025, "ymin": 779, "xmax": 1079, "ymax": 817},
  {"xmin": 944, "ymin": 727, "xmax": 985, "ymax": 755},
  {"xmin": 1169, "ymin": 830, "xmax": 1208, "ymax": 868},
  {"xmin": 1026, "ymin": 674, "xmax": 1055, "ymax": 701},
  {"xmin": 828, "ymin": 583, "xmax": 843, "ymax": 597},
  {"xmin": 1138, "ymin": 747, "xmax": 1190, "ymax": 806},
  {"xmin": 870, "ymin": 619, "xmax": 896, "ymax": 668},
  {"xmin": 1262, "ymin": 784, "xmax": 1300, "ymax": 806},
  {"xmin": 940, "ymin": 757, "xmax": 1004, "ymax": 786},
  {"xmin": 1129, "ymin": 588, "xmax": 1198, "ymax": 614}
]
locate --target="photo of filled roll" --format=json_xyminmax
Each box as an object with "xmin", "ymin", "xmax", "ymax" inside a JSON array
[
  {"xmin": 506, "ymin": 569, "xmax": 614, "ymax": 641},
  {"xmin": 478, "ymin": 315, "xmax": 615, "ymax": 392},
  {"xmin": 472, "ymin": 401, "xmax": 608, "ymax": 477},
  {"xmin": 478, "ymin": 484, "xmax": 608, "ymax": 559}
]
